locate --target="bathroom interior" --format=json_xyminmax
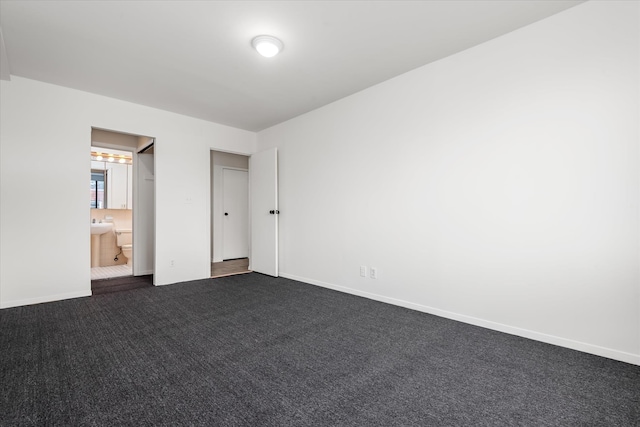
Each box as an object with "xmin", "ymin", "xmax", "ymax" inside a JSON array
[{"xmin": 90, "ymin": 128, "xmax": 154, "ymax": 283}]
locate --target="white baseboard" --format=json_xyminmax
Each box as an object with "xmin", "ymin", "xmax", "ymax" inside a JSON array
[
  {"xmin": 279, "ymin": 272, "xmax": 640, "ymax": 366},
  {"xmin": 1, "ymin": 290, "xmax": 92, "ymax": 309}
]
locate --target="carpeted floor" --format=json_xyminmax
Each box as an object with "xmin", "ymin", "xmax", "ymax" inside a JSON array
[
  {"xmin": 91, "ymin": 274, "xmax": 154, "ymax": 295},
  {"xmin": 1, "ymin": 273, "xmax": 639, "ymax": 426}
]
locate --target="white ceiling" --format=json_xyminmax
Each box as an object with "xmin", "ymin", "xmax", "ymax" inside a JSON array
[{"xmin": 0, "ymin": 0, "xmax": 584, "ymax": 131}]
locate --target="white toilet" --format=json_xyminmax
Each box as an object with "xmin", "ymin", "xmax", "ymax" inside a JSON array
[{"xmin": 115, "ymin": 229, "xmax": 133, "ymax": 266}]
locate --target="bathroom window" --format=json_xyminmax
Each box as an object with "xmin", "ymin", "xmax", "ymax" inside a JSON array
[{"xmin": 91, "ymin": 170, "xmax": 106, "ymax": 209}]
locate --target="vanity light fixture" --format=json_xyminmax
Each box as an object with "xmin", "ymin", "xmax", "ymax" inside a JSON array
[
  {"xmin": 252, "ymin": 35, "xmax": 283, "ymax": 58},
  {"xmin": 91, "ymin": 150, "xmax": 133, "ymax": 165}
]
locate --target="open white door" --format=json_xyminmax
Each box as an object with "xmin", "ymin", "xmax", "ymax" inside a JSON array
[
  {"xmin": 134, "ymin": 152, "xmax": 155, "ymax": 276},
  {"xmin": 250, "ymin": 147, "xmax": 278, "ymax": 276}
]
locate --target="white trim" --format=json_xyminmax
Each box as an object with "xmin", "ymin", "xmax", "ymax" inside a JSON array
[
  {"xmin": 1, "ymin": 290, "xmax": 92, "ymax": 309},
  {"xmin": 279, "ymin": 272, "xmax": 640, "ymax": 366}
]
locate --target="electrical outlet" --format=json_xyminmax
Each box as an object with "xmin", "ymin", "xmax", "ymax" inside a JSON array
[
  {"xmin": 370, "ymin": 267, "xmax": 377, "ymax": 279},
  {"xmin": 360, "ymin": 266, "xmax": 367, "ymax": 277},
  {"xmin": 170, "ymin": 260, "xmax": 175, "ymax": 267}
]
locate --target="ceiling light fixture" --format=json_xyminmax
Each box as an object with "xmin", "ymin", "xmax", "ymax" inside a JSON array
[{"xmin": 252, "ymin": 35, "xmax": 283, "ymax": 58}]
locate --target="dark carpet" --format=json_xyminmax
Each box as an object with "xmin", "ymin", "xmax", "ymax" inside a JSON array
[
  {"xmin": 1, "ymin": 274, "xmax": 638, "ymax": 426},
  {"xmin": 91, "ymin": 274, "xmax": 153, "ymax": 295}
]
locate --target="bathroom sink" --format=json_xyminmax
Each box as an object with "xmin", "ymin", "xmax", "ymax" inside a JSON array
[
  {"xmin": 91, "ymin": 223, "xmax": 113, "ymax": 267},
  {"xmin": 90, "ymin": 222, "xmax": 113, "ymax": 235}
]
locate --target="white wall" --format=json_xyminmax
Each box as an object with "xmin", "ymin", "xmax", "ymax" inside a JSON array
[
  {"xmin": 257, "ymin": 1, "xmax": 640, "ymax": 364},
  {"xmin": 0, "ymin": 76, "xmax": 256, "ymax": 307}
]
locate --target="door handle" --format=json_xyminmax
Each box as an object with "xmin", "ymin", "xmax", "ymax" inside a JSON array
[{"xmin": 269, "ymin": 210, "xmax": 280, "ymax": 215}]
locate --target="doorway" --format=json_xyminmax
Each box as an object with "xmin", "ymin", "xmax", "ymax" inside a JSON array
[
  {"xmin": 90, "ymin": 128, "xmax": 155, "ymax": 293},
  {"xmin": 211, "ymin": 150, "xmax": 251, "ymax": 277},
  {"xmin": 90, "ymin": 144, "xmax": 134, "ymax": 280}
]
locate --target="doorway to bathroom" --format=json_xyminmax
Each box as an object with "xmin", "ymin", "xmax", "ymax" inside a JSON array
[
  {"xmin": 210, "ymin": 150, "xmax": 251, "ymax": 278},
  {"xmin": 90, "ymin": 128, "xmax": 155, "ymax": 293}
]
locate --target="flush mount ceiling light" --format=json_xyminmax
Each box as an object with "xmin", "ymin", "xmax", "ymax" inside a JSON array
[{"xmin": 252, "ymin": 35, "xmax": 283, "ymax": 58}]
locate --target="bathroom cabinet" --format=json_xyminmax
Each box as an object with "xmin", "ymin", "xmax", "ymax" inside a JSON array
[
  {"xmin": 92, "ymin": 161, "xmax": 132, "ymax": 210},
  {"xmin": 107, "ymin": 163, "xmax": 131, "ymax": 209},
  {"xmin": 90, "ymin": 145, "xmax": 133, "ymax": 210}
]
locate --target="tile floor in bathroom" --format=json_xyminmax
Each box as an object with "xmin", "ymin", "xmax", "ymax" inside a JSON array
[{"xmin": 91, "ymin": 265, "xmax": 132, "ymax": 280}]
